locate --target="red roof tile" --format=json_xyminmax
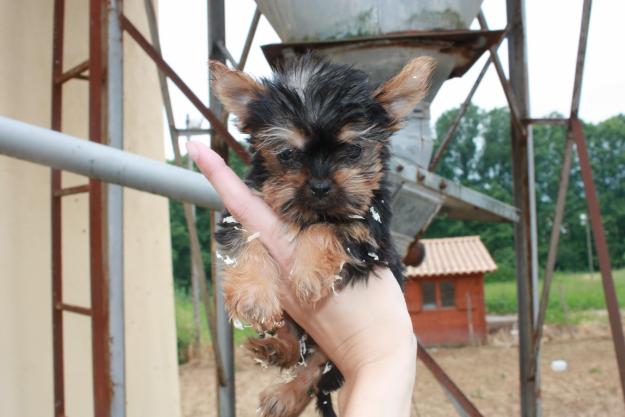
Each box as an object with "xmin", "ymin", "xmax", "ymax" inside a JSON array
[{"xmin": 405, "ymin": 236, "xmax": 496, "ymax": 278}]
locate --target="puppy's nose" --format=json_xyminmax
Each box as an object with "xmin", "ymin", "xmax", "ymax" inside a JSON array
[{"xmin": 309, "ymin": 178, "xmax": 331, "ymax": 197}]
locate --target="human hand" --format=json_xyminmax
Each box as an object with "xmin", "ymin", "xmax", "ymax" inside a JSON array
[{"xmin": 187, "ymin": 141, "xmax": 416, "ymax": 417}]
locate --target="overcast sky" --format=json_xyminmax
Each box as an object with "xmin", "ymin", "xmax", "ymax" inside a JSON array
[{"xmin": 157, "ymin": 0, "xmax": 625, "ymax": 157}]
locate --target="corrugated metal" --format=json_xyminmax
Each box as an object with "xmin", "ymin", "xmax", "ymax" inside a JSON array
[{"xmin": 405, "ymin": 236, "xmax": 496, "ymax": 277}]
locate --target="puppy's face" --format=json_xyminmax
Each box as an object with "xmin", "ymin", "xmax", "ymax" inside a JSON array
[{"xmin": 210, "ymin": 56, "xmax": 435, "ymax": 225}]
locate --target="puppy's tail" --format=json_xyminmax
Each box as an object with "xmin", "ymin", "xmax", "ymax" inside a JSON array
[{"xmin": 316, "ymin": 391, "xmax": 337, "ymax": 417}]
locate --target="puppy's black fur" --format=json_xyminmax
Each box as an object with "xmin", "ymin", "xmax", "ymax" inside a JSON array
[{"xmin": 212, "ymin": 54, "xmax": 435, "ymax": 417}]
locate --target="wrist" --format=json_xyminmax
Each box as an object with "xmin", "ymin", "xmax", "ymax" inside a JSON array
[{"xmin": 341, "ymin": 336, "xmax": 417, "ymax": 417}]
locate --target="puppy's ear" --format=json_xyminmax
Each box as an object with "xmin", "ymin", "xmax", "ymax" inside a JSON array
[
  {"xmin": 374, "ymin": 56, "xmax": 436, "ymax": 122},
  {"xmin": 209, "ymin": 60, "xmax": 264, "ymax": 123}
]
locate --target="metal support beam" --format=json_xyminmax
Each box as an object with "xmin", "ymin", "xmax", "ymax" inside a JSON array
[
  {"xmin": 532, "ymin": 0, "xmax": 596, "ymax": 388},
  {"xmin": 50, "ymin": 1, "xmax": 66, "ymax": 415},
  {"xmin": 506, "ymin": 1, "xmax": 540, "ymax": 416},
  {"xmin": 56, "ymin": 59, "xmax": 90, "ymax": 84},
  {"xmin": 57, "ymin": 303, "xmax": 93, "ymax": 316},
  {"xmin": 107, "ymin": 1, "xmax": 125, "ymax": 416},
  {"xmin": 120, "ymin": 15, "xmax": 252, "ymax": 165},
  {"xmin": 531, "ymin": 135, "xmax": 574, "ymax": 378},
  {"xmin": 216, "ymin": 40, "xmax": 238, "ymax": 68},
  {"xmin": 237, "ymin": 8, "xmax": 261, "ymax": 71},
  {"xmin": 478, "ymin": 11, "xmax": 527, "ymax": 138},
  {"xmin": 417, "ymin": 341, "xmax": 483, "ymax": 417},
  {"xmin": 89, "ymin": 0, "xmax": 112, "ymax": 415},
  {"xmin": 0, "ymin": 116, "xmax": 224, "ymax": 210},
  {"xmin": 176, "ymin": 128, "xmax": 214, "ymax": 136},
  {"xmin": 208, "ymin": 0, "xmax": 236, "ymax": 415},
  {"xmin": 571, "ymin": 0, "xmax": 593, "ymax": 118},
  {"xmin": 216, "ymin": 7, "xmax": 262, "ymax": 131},
  {"xmin": 571, "ymin": 119, "xmax": 625, "ymax": 404},
  {"xmin": 143, "ymin": 0, "xmax": 227, "ymax": 385},
  {"xmin": 429, "ymin": 56, "xmax": 491, "ymax": 171},
  {"xmin": 523, "ymin": 118, "xmax": 569, "ymax": 126}
]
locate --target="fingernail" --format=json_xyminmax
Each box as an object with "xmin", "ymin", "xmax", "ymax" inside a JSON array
[{"xmin": 186, "ymin": 141, "xmax": 199, "ymax": 162}]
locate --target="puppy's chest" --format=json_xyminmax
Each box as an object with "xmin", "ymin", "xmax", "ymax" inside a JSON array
[{"xmin": 292, "ymin": 203, "xmax": 392, "ymax": 283}]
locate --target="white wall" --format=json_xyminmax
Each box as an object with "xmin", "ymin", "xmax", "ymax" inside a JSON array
[{"xmin": 0, "ymin": 1, "xmax": 181, "ymax": 416}]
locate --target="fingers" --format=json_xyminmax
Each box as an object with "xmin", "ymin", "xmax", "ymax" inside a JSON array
[
  {"xmin": 186, "ymin": 141, "xmax": 294, "ymax": 264},
  {"xmin": 187, "ymin": 141, "xmax": 253, "ymax": 215}
]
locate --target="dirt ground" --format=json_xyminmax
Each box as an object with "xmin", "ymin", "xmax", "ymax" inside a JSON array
[{"xmin": 179, "ymin": 317, "xmax": 625, "ymax": 417}]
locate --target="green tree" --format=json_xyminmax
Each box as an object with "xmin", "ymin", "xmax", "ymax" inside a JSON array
[{"xmin": 427, "ymin": 106, "xmax": 625, "ymax": 279}]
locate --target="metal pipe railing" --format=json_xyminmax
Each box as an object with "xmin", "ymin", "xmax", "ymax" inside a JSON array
[{"xmin": 0, "ymin": 116, "xmax": 224, "ymax": 210}]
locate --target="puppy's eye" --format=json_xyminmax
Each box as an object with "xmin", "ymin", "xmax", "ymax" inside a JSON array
[
  {"xmin": 347, "ymin": 144, "xmax": 362, "ymax": 159},
  {"xmin": 278, "ymin": 148, "xmax": 294, "ymax": 162}
]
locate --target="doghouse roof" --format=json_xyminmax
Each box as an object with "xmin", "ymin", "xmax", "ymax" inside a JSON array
[{"xmin": 405, "ymin": 236, "xmax": 496, "ymax": 278}]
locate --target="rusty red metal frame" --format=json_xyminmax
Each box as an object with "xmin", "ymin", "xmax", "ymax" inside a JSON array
[
  {"xmin": 88, "ymin": 0, "xmax": 112, "ymax": 416},
  {"xmin": 417, "ymin": 341, "xmax": 483, "ymax": 417},
  {"xmin": 55, "ymin": 59, "xmax": 90, "ymax": 84},
  {"xmin": 237, "ymin": 7, "xmax": 261, "ymax": 71},
  {"xmin": 478, "ymin": 12, "xmax": 527, "ymax": 138},
  {"xmin": 57, "ymin": 302, "xmax": 94, "ymax": 316},
  {"xmin": 262, "ymin": 29, "xmax": 504, "ymax": 81},
  {"xmin": 50, "ymin": 2, "xmax": 65, "ymax": 416},
  {"xmin": 571, "ymin": 119, "xmax": 625, "ymax": 402},
  {"xmin": 524, "ymin": 118, "xmax": 569, "ymax": 126},
  {"xmin": 53, "ymin": 184, "xmax": 91, "ymax": 197},
  {"xmin": 50, "ymin": 0, "xmax": 112, "ymax": 416},
  {"xmin": 429, "ymin": 56, "xmax": 492, "ymax": 172},
  {"xmin": 428, "ymin": 1, "xmax": 624, "ymax": 414},
  {"xmin": 119, "ymin": 15, "xmax": 252, "ymax": 165},
  {"xmin": 528, "ymin": 0, "xmax": 625, "ymax": 406},
  {"xmin": 530, "ymin": 133, "xmax": 574, "ymax": 380}
]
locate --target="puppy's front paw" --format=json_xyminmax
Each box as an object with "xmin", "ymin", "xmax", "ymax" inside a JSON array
[
  {"xmin": 221, "ymin": 239, "xmax": 282, "ymax": 329},
  {"xmin": 290, "ymin": 224, "xmax": 348, "ymax": 304},
  {"xmin": 290, "ymin": 270, "xmax": 336, "ymax": 304},
  {"xmin": 224, "ymin": 279, "xmax": 282, "ymax": 329}
]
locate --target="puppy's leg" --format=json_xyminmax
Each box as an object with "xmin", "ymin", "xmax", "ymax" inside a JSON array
[
  {"xmin": 221, "ymin": 233, "xmax": 282, "ymax": 329},
  {"xmin": 245, "ymin": 317, "xmax": 301, "ymax": 369},
  {"xmin": 290, "ymin": 224, "xmax": 349, "ymax": 304},
  {"xmin": 258, "ymin": 350, "xmax": 328, "ymax": 417}
]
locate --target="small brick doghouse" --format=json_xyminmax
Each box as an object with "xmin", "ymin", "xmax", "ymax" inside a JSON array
[{"xmin": 404, "ymin": 236, "xmax": 496, "ymax": 346}]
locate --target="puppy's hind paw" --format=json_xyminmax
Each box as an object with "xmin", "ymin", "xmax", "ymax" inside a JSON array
[
  {"xmin": 245, "ymin": 334, "xmax": 300, "ymax": 369},
  {"xmin": 258, "ymin": 382, "xmax": 312, "ymax": 417}
]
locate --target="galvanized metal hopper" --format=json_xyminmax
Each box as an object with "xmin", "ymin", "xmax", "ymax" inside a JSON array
[{"xmin": 257, "ymin": 0, "xmax": 518, "ymax": 256}]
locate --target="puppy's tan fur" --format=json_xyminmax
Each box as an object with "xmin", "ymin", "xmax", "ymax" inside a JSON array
[
  {"xmin": 222, "ymin": 235, "xmax": 282, "ymax": 328},
  {"xmin": 290, "ymin": 224, "xmax": 350, "ymax": 304}
]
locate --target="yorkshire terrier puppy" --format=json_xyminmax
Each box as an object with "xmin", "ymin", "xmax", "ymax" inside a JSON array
[{"xmin": 211, "ymin": 54, "xmax": 435, "ymax": 417}]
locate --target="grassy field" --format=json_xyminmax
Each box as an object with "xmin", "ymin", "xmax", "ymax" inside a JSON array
[
  {"xmin": 175, "ymin": 289, "xmax": 256, "ymax": 363},
  {"xmin": 485, "ymin": 268, "xmax": 625, "ymax": 323},
  {"xmin": 174, "ymin": 269, "xmax": 625, "ymax": 361}
]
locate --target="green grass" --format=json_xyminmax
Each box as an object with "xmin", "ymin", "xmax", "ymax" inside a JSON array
[
  {"xmin": 484, "ymin": 268, "xmax": 625, "ymax": 324},
  {"xmin": 174, "ymin": 288, "xmax": 257, "ymax": 363}
]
